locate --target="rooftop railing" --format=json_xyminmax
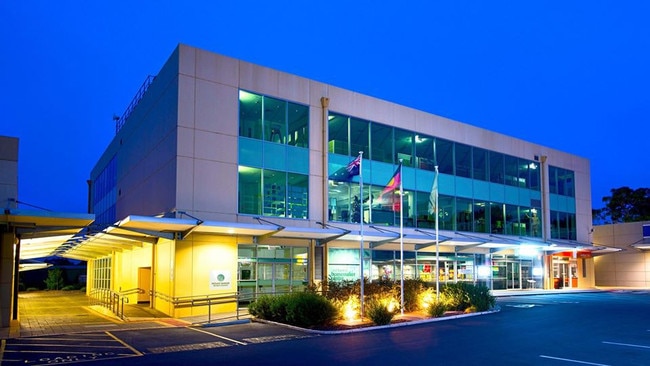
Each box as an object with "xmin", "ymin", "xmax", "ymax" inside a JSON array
[{"xmin": 114, "ymin": 75, "xmax": 156, "ymax": 134}]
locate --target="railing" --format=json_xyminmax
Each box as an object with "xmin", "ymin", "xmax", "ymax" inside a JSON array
[
  {"xmin": 150, "ymin": 290, "xmax": 292, "ymax": 325},
  {"xmin": 151, "ymin": 291, "xmax": 249, "ymax": 325},
  {"xmin": 89, "ymin": 288, "xmax": 288, "ymax": 324},
  {"xmin": 114, "ymin": 75, "xmax": 156, "ymax": 134},
  {"xmin": 89, "ymin": 288, "xmax": 144, "ymax": 320}
]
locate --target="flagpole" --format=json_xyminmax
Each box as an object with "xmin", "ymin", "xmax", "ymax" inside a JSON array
[
  {"xmin": 399, "ymin": 160, "xmax": 404, "ymax": 315},
  {"xmin": 359, "ymin": 151, "xmax": 364, "ymax": 318},
  {"xmin": 435, "ymin": 165, "xmax": 440, "ymax": 300}
]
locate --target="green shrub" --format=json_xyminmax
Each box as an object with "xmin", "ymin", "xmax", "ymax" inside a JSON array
[
  {"xmin": 365, "ymin": 299, "xmax": 395, "ymax": 325},
  {"xmin": 465, "ymin": 284, "xmax": 495, "ymax": 312},
  {"xmin": 248, "ymin": 295, "xmax": 279, "ymax": 320},
  {"xmin": 249, "ymin": 292, "xmax": 338, "ymax": 329},
  {"xmin": 440, "ymin": 282, "xmax": 471, "ymax": 311},
  {"xmin": 403, "ymin": 279, "xmax": 427, "ymax": 312},
  {"xmin": 440, "ymin": 282, "xmax": 495, "ymax": 312},
  {"xmin": 285, "ymin": 292, "xmax": 338, "ymax": 328},
  {"xmin": 427, "ymin": 300, "xmax": 447, "ymax": 318}
]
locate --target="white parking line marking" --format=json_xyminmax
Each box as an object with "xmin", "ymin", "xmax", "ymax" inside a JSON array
[
  {"xmin": 188, "ymin": 326, "xmax": 247, "ymax": 345},
  {"xmin": 603, "ymin": 341, "xmax": 650, "ymax": 349},
  {"xmin": 539, "ymin": 355, "xmax": 610, "ymax": 365}
]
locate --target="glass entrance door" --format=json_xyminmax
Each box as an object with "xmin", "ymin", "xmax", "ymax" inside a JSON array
[
  {"xmin": 258, "ymin": 261, "xmax": 291, "ymax": 294},
  {"xmin": 506, "ymin": 262, "xmax": 521, "ymax": 289}
]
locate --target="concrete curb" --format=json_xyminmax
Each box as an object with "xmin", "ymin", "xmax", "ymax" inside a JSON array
[{"xmin": 252, "ymin": 307, "xmax": 501, "ymax": 335}]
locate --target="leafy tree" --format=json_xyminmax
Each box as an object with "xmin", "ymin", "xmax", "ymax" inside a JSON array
[
  {"xmin": 44, "ymin": 268, "xmax": 66, "ymax": 290},
  {"xmin": 599, "ymin": 187, "xmax": 650, "ymax": 223}
]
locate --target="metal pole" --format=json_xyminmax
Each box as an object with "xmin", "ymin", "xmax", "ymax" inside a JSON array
[
  {"xmin": 435, "ymin": 165, "xmax": 440, "ymax": 300},
  {"xmin": 359, "ymin": 151, "xmax": 365, "ymax": 318},
  {"xmin": 399, "ymin": 161, "xmax": 404, "ymax": 315}
]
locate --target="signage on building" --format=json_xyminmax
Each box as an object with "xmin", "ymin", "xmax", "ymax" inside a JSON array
[
  {"xmin": 643, "ymin": 224, "xmax": 650, "ymax": 238},
  {"xmin": 210, "ymin": 270, "xmax": 232, "ymax": 289}
]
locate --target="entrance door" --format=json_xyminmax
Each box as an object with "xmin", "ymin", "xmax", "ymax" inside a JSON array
[
  {"xmin": 506, "ymin": 262, "xmax": 521, "ymax": 289},
  {"xmin": 258, "ymin": 261, "xmax": 291, "ymax": 294},
  {"xmin": 554, "ymin": 262, "xmax": 569, "ymax": 288},
  {"xmin": 137, "ymin": 267, "xmax": 151, "ymax": 303}
]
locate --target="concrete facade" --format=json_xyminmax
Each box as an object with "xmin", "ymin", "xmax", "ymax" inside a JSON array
[
  {"xmin": 0, "ymin": 136, "xmax": 19, "ymax": 328},
  {"xmin": 594, "ymin": 221, "xmax": 650, "ymax": 287}
]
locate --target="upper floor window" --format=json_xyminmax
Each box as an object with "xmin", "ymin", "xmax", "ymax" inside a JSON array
[
  {"xmin": 549, "ymin": 166, "xmax": 575, "ymax": 197},
  {"xmin": 239, "ymin": 90, "xmax": 309, "ymax": 148}
]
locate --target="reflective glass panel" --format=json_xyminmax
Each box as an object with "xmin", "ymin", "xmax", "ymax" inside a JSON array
[
  {"xmin": 238, "ymin": 166, "xmax": 262, "ymax": 215},
  {"xmin": 455, "ymin": 143, "xmax": 471, "ymax": 178},
  {"xmin": 287, "ymin": 102, "xmax": 309, "ymax": 148},
  {"xmin": 371, "ymin": 123, "xmax": 393, "ymax": 163},
  {"xmin": 239, "ymin": 90, "xmax": 263, "ymax": 139}
]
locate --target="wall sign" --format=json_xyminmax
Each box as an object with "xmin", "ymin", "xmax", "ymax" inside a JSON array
[{"xmin": 210, "ymin": 270, "xmax": 232, "ymax": 290}]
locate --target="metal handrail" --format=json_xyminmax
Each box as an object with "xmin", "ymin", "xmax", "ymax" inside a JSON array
[
  {"xmin": 88, "ymin": 287, "xmax": 143, "ymax": 320},
  {"xmin": 114, "ymin": 75, "xmax": 155, "ymax": 134},
  {"xmin": 151, "ymin": 290, "xmax": 262, "ymax": 324}
]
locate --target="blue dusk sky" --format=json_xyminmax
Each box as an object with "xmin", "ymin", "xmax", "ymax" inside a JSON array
[{"xmin": 1, "ymin": 1, "xmax": 648, "ymax": 214}]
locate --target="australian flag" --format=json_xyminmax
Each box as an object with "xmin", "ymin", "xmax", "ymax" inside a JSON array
[{"xmin": 329, "ymin": 155, "xmax": 361, "ymax": 182}]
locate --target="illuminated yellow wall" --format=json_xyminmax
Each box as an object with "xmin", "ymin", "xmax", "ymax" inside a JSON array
[
  {"xmin": 153, "ymin": 238, "xmax": 175, "ymax": 315},
  {"xmin": 85, "ymin": 259, "xmax": 95, "ymax": 296},
  {"xmin": 173, "ymin": 233, "xmax": 238, "ymax": 317},
  {"xmin": 113, "ymin": 244, "xmax": 153, "ymax": 304}
]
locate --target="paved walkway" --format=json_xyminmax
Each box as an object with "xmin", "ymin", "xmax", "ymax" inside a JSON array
[
  {"xmin": 1, "ymin": 287, "xmax": 603, "ymax": 340},
  {"xmin": 1, "ymin": 290, "xmax": 250, "ymax": 339}
]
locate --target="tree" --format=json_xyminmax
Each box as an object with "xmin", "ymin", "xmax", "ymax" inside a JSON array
[
  {"xmin": 44, "ymin": 268, "xmax": 65, "ymax": 290},
  {"xmin": 599, "ymin": 187, "xmax": 650, "ymax": 223}
]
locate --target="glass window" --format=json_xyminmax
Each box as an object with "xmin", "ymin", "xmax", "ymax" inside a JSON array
[
  {"xmin": 436, "ymin": 138, "xmax": 454, "ymax": 175},
  {"xmin": 456, "ymin": 197, "xmax": 473, "ymax": 232},
  {"xmin": 264, "ymin": 96, "xmax": 286, "ymax": 143},
  {"xmin": 239, "ymin": 90, "xmax": 263, "ymax": 139},
  {"xmin": 403, "ymin": 189, "xmax": 415, "ymax": 228},
  {"xmin": 240, "ymin": 91, "xmax": 309, "ymax": 148},
  {"xmin": 473, "ymin": 201, "xmax": 489, "ymax": 233},
  {"xmin": 328, "ymin": 113, "xmax": 349, "ymax": 155},
  {"xmin": 557, "ymin": 168, "xmax": 575, "ymax": 197},
  {"xmin": 370, "ymin": 184, "xmax": 398, "ymax": 225},
  {"xmin": 490, "ymin": 202, "xmax": 505, "ymax": 234},
  {"xmin": 371, "ymin": 123, "xmax": 393, "ymax": 163},
  {"xmin": 489, "ymin": 151, "xmax": 504, "ymax": 184},
  {"xmin": 517, "ymin": 158, "xmax": 529, "ymax": 188},
  {"xmin": 415, "ymin": 134, "xmax": 435, "ymax": 171},
  {"xmin": 568, "ymin": 213, "xmax": 576, "ymax": 240},
  {"xmin": 395, "ymin": 128, "xmax": 414, "ymax": 167},
  {"xmin": 350, "ymin": 117, "xmax": 370, "ymax": 158},
  {"xmin": 549, "ymin": 166, "xmax": 558, "ymax": 194},
  {"xmin": 521, "ymin": 207, "xmax": 541, "ymax": 238},
  {"xmin": 472, "ymin": 147, "xmax": 488, "ymax": 181},
  {"xmin": 287, "ymin": 173, "xmax": 308, "ymax": 219},
  {"xmin": 504, "ymin": 204, "xmax": 521, "ymax": 235},
  {"xmin": 504, "ymin": 155, "xmax": 519, "ymax": 187},
  {"xmin": 438, "ymin": 194, "xmax": 455, "ymax": 231},
  {"xmin": 550, "ymin": 211, "xmax": 560, "ymax": 239},
  {"xmin": 558, "ymin": 211, "xmax": 569, "ymax": 240},
  {"xmin": 263, "ymin": 169, "xmax": 287, "ymax": 217},
  {"xmin": 287, "ymin": 102, "xmax": 309, "ymax": 148},
  {"xmin": 455, "ymin": 143, "xmax": 472, "ymax": 178},
  {"xmin": 239, "ymin": 166, "xmax": 262, "ymax": 215},
  {"xmin": 528, "ymin": 161, "xmax": 540, "ymax": 191},
  {"xmin": 416, "ymin": 191, "xmax": 434, "ymax": 228},
  {"xmin": 328, "ymin": 181, "xmax": 353, "ymax": 222}
]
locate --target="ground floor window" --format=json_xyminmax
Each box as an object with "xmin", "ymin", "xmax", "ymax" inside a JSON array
[
  {"xmin": 93, "ymin": 257, "xmax": 111, "ymax": 290},
  {"xmin": 327, "ymin": 248, "xmax": 480, "ymax": 285},
  {"xmin": 237, "ymin": 245, "xmax": 308, "ymax": 300},
  {"xmin": 489, "ymin": 255, "xmax": 544, "ymax": 290}
]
